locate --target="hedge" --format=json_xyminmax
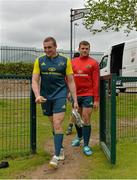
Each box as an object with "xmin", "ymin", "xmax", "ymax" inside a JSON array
[{"xmin": 0, "ymin": 62, "xmax": 34, "ymax": 76}]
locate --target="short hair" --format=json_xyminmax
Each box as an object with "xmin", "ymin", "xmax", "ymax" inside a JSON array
[
  {"xmin": 43, "ymin": 37, "xmax": 57, "ymax": 46},
  {"xmin": 73, "ymin": 52, "xmax": 80, "ymax": 58},
  {"xmin": 79, "ymin": 41, "xmax": 90, "ymax": 48}
]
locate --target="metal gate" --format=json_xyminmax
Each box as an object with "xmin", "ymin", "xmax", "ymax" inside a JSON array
[
  {"xmin": 100, "ymin": 74, "xmax": 116, "ymax": 164},
  {"xmin": 100, "ymin": 74, "xmax": 137, "ymax": 164},
  {"xmin": 0, "ymin": 75, "xmax": 36, "ymax": 160}
]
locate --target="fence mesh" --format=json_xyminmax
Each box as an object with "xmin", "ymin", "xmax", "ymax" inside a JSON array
[
  {"xmin": 0, "ymin": 46, "xmax": 103, "ymax": 63},
  {"xmin": 116, "ymin": 77, "xmax": 137, "ymax": 140},
  {"xmin": 0, "ymin": 75, "xmax": 32, "ymax": 159},
  {"xmin": 100, "ymin": 75, "xmax": 137, "ymax": 164}
]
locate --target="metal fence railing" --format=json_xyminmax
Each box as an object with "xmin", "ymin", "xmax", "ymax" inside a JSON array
[
  {"xmin": 0, "ymin": 46, "xmax": 103, "ymax": 63},
  {"xmin": 100, "ymin": 74, "xmax": 116, "ymax": 164},
  {"xmin": 116, "ymin": 77, "xmax": 137, "ymax": 140},
  {"xmin": 0, "ymin": 75, "xmax": 36, "ymax": 160},
  {"xmin": 100, "ymin": 74, "xmax": 137, "ymax": 164}
]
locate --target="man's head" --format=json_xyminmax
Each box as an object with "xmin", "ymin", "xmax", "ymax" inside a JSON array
[
  {"xmin": 79, "ymin": 41, "xmax": 90, "ymax": 57},
  {"xmin": 43, "ymin": 37, "xmax": 57, "ymax": 57}
]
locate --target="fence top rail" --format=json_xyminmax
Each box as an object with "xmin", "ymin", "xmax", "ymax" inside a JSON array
[
  {"xmin": 116, "ymin": 76, "xmax": 137, "ymax": 82},
  {"xmin": 100, "ymin": 74, "xmax": 137, "ymax": 81},
  {"xmin": 0, "ymin": 74, "xmax": 32, "ymax": 79}
]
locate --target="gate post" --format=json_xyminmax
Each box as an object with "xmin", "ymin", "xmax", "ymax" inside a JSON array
[
  {"xmin": 100, "ymin": 78, "xmax": 106, "ymax": 142},
  {"xmin": 111, "ymin": 74, "xmax": 116, "ymax": 164},
  {"xmin": 30, "ymin": 88, "xmax": 36, "ymax": 154},
  {"xmin": 100, "ymin": 74, "xmax": 116, "ymax": 164}
]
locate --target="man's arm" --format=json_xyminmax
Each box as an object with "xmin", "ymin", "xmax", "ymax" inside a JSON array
[
  {"xmin": 32, "ymin": 74, "xmax": 46, "ymax": 103},
  {"xmin": 32, "ymin": 74, "xmax": 40, "ymax": 98},
  {"xmin": 66, "ymin": 74, "xmax": 78, "ymax": 110}
]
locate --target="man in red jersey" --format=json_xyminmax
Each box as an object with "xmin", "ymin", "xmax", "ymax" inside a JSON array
[
  {"xmin": 66, "ymin": 52, "xmax": 80, "ymax": 135},
  {"xmin": 71, "ymin": 40, "xmax": 99, "ymax": 156}
]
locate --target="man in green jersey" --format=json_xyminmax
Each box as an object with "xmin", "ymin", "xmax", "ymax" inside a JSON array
[{"xmin": 32, "ymin": 37, "xmax": 78, "ymax": 168}]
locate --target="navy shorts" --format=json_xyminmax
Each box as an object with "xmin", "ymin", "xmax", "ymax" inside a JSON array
[
  {"xmin": 41, "ymin": 97, "xmax": 66, "ymax": 116},
  {"xmin": 77, "ymin": 96, "xmax": 94, "ymax": 108}
]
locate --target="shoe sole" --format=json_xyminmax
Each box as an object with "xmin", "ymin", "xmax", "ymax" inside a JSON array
[
  {"xmin": 58, "ymin": 156, "xmax": 65, "ymax": 160},
  {"xmin": 72, "ymin": 143, "xmax": 80, "ymax": 147},
  {"xmin": 49, "ymin": 162, "xmax": 58, "ymax": 169},
  {"xmin": 83, "ymin": 152, "xmax": 93, "ymax": 156},
  {"xmin": 83, "ymin": 150, "xmax": 93, "ymax": 156}
]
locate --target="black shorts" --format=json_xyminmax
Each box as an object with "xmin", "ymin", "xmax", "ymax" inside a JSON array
[
  {"xmin": 77, "ymin": 96, "xmax": 94, "ymax": 108},
  {"xmin": 41, "ymin": 97, "xmax": 66, "ymax": 116}
]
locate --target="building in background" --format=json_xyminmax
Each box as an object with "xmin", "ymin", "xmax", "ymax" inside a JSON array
[{"xmin": 0, "ymin": 46, "xmax": 103, "ymax": 64}]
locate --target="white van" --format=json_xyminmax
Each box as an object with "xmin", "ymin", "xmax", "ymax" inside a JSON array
[{"xmin": 100, "ymin": 38, "xmax": 137, "ymax": 92}]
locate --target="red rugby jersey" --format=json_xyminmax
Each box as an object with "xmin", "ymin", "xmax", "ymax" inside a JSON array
[{"xmin": 71, "ymin": 56, "xmax": 99, "ymax": 102}]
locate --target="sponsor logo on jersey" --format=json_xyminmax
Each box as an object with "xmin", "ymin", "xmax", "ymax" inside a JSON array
[
  {"xmin": 90, "ymin": 101, "xmax": 93, "ymax": 105},
  {"xmin": 77, "ymin": 70, "xmax": 83, "ymax": 74},
  {"xmin": 41, "ymin": 62, "xmax": 46, "ymax": 66},
  {"xmin": 86, "ymin": 64, "xmax": 92, "ymax": 69},
  {"xmin": 48, "ymin": 67, "xmax": 56, "ymax": 72},
  {"xmin": 58, "ymin": 62, "xmax": 65, "ymax": 66}
]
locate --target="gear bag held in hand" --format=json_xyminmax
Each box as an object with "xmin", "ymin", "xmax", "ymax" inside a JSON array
[{"xmin": 71, "ymin": 109, "xmax": 84, "ymax": 127}]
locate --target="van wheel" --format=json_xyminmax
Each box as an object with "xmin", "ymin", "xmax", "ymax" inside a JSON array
[{"xmin": 119, "ymin": 88, "xmax": 126, "ymax": 93}]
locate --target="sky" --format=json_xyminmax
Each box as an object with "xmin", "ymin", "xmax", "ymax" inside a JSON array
[{"xmin": 0, "ymin": 0, "xmax": 137, "ymax": 52}]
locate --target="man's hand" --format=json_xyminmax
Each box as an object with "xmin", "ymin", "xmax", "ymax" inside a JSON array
[
  {"xmin": 35, "ymin": 96, "xmax": 47, "ymax": 104},
  {"xmin": 73, "ymin": 101, "xmax": 79, "ymax": 111},
  {"xmin": 67, "ymin": 92, "xmax": 71, "ymax": 102},
  {"xmin": 93, "ymin": 101, "xmax": 99, "ymax": 110}
]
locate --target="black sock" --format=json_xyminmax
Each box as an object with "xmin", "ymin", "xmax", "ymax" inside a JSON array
[
  {"xmin": 82, "ymin": 125, "xmax": 91, "ymax": 146},
  {"xmin": 75, "ymin": 124, "xmax": 82, "ymax": 139}
]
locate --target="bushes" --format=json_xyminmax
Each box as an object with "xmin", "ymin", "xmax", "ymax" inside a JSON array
[{"xmin": 0, "ymin": 62, "xmax": 34, "ymax": 76}]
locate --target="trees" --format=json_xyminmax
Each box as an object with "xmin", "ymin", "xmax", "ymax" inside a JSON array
[{"xmin": 84, "ymin": 0, "xmax": 137, "ymax": 34}]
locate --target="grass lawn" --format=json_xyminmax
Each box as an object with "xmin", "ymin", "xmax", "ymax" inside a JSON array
[
  {"xmin": 85, "ymin": 141, "xmax": 137, "ymax": 179},
  {"xmin": 0, "ymin": 100, "xmax": 137, "ymax": 178}
]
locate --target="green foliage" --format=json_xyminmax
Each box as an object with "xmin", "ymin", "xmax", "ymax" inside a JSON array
[
  {"xmin": 84, "ymin": 0, "xmax": 137, "ymax": 34},
  {"xmin": 0, "ymin": 62, "xmax": 33, "ymax": 76}
]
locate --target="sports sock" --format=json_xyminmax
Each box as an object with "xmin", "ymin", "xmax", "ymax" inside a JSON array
[
  {"xmin": 75, "ymin": 124, "xmax": 82, "ymax": 139},
  {"xmin": 53, "ymin": 131, "xmax": 63, "ymax": 148},
  {"xmin": 82, "ymin": 125, "xmax": 91, "ymax": 146},
  {"xmin": 54, "ymin": 133, "xmax": 63, "ymax": 156}
]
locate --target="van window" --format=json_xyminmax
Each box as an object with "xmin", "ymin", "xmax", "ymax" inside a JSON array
[{"xmin": 100, "ymin": 56, "xmax": 108, "ymax": 69}]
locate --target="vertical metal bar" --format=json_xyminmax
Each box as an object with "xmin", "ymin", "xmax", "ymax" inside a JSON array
[
  {"xmin": 30, "ymin": 88, "xmax": 36, "ymax": 154},
  {"xmin": 100, "ymin": 78, "xmax": 106, "ymax": 142},
  {"xmin": 111, "ymin": 74, "xmax": 116, "ymax": 164},
  {"xmin": 70, "ymin": 9, "xmax": 73, "ymax": 59}
]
